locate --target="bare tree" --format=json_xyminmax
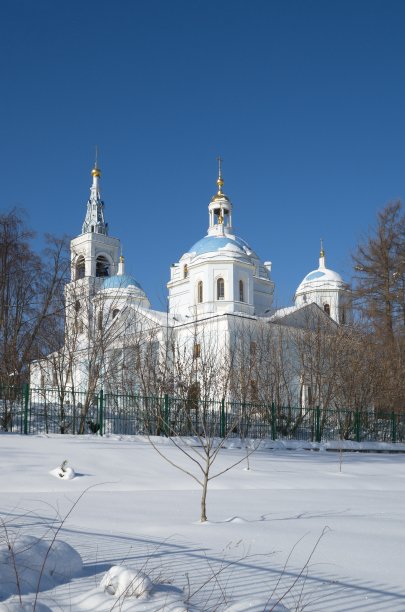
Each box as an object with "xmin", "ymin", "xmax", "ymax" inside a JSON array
[
  {"xmin": 0, "ymin": 211, "xmax": 70, "ymax": 387},
  {"xmin": 331, "ymin": 324, "xmax": 383, "ymax": 439},
  {"xmin": 293, "ymin": 312, "xmax": 339, "ymax": 412},
  {"xmin": 32, "ymin": 277, "xmax": 154, "ymax": 433},
  {"xmin": 141, "ymin": 317, "xmax": 263, "ymax": 521},
  {"xmin": 352, "ymin": 201, "xmax": 405, "ymax": 410},
  {"xmin": 353, "ymin": 201, "xmax": 405, "ymax": 338},
  {"xmin": 333, "ymin": 325, "xmax": 382, "ymax": 411},
  {"xmin": 0, "ymin": 211, "xmax": 70, "ymax": 431}
]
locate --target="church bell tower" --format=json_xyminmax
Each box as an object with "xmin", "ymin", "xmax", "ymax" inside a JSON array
[{"xmin": 65, "ymin": 162, "xmax": 121, "ymax": 332}]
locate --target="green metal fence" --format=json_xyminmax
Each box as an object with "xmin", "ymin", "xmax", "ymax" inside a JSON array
[{"xmin": 1, "ymin": 385, "xmax": 405, "ymax": 443}]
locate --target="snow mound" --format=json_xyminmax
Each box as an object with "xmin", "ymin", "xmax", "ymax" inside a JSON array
[
  {"xmin": 50, "ymin": 465, "xmax": 75, "ymax": 479},
  {"xmin": 100, "ymin": 565, "xmax": 153, "ymax": 598},
  {"xmin": 0, "ymin": 598, "xmax": 52, "ymax": 611},
  {"xmin": 224, "ymin": 598, "xmax": 290, "ymax": 611},
  {"xmin": 0, "ymin": 536, "xmax": 82, "ymax": 600},
  {"xmin": 224, "ymin": 516, "xmax": 247, "ymax": 524}
]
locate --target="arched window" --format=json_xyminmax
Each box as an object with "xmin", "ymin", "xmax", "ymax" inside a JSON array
[
  {"xmin": 112, "ymin": 308, "xmax": 120, "ymax": 319},
  {"xmin": 98, "ymin": 311, "xmax": 103, "ymax": 330},
  {"xmin": 184, "ymin": 264, "xmax": 188, "ymax": 278},
  {"xmin": 324, "ymin": 303, "xmax": 330, "ymax": 316},
  {"xmin": 75, "ymin": 256, "xmax": 85, "ymax": 280},
  {"xmin": 96, "ymin": 255, "xmax": 110, "ymax": 277},
  {"xmin": 239, "ymin": 280, "xmax": 244, "ymax": 302},
  {"xmin": 217, "ymin": 277, "xmax": 225, "ymax": 300},
  {"xmin": 197, "ymin": 281, "xmax": 203, "ymax": 303},
  {"xmin": 74, "ymin": 300, "xmax": 81, "ymax": 313}
]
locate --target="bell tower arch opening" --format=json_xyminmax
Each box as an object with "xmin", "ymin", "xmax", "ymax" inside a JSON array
[
  {"xmin": 96, "ymin": 255, "xmax": 110, "ymax": 278},
  {"xmin": 75, "ymin": 256, "xmax": 85, "ymax": 280}
]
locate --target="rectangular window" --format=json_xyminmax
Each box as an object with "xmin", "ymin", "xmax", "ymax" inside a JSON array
[
  {"xmin": 197, "ymin": 281, "xmax": 203, "ymax": 303},
  {"xmin": 239, "ymin": 280, "xmax": 244, "ymax": 302},
  {"xmin": 193, "ymin": 343, "xmax": 201, "ymax": 359}
]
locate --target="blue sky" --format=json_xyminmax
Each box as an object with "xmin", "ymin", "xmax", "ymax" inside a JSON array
[{"xmin": 2, "ymin": 0, "xmax": 405, "ymax": 309}]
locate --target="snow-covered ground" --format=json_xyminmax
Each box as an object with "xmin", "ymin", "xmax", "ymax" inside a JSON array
[{"xmin": 0, "ymin": 433, "xmax": 405, "ymax": 611}]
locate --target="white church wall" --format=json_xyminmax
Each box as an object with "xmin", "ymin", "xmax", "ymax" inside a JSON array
[{"xmin": 29, "ymin": 163, "xmax": 353, "ymax": 413}]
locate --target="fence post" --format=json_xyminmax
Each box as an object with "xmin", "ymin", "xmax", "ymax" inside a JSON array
[
  {"xmin": 164, "ymin": 393, "xmax": 169, "ymax": 436},
  {"xmin": 220, "ymin": 399, "xmax": 226, "ymax": 438},
  {"xmin": 316, "ymin": 406, "xmax": 321, "ymax": 442},
  {"xmin": 99, "ymin": 389, "xmax": 104, "ymax": 436},
  {"xmin": 72, "ymin": 389, "xmax": 76, "ymax": 434},
  {"xmin": 392, "ymin": 412, "xmax": 397, "ymax": 443},
  {"xmin": 355, "ymin": 411, "xmax": 361, "ymax": 442},
  {"xmin": 23, "ymin": 383, "xmax": 29, "ymax": 435},
  {"xmin": 271, "ymin": 402, "xmax": 276, "ymax": 440}
]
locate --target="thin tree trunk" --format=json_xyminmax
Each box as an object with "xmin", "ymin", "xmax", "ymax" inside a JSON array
[{"xmin": 200, "ymin": 472, "xmax": 208, "ymax": 522}]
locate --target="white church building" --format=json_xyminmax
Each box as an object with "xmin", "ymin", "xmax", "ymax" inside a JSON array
[{"xmin": 31, "ymin": 162, "xmax": 352, "ymax": 405}]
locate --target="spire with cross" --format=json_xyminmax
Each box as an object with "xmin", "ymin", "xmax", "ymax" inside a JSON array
[
  {"xmin": 216, "ymin": 156, "xmax": 224, "ymax": 195},
  {"xmin": 82, "ymin": 149, "xmax": 108, "ymax": 235},
  {"xmin": 319, "ymin": 238, "xmax": 326, "ymax": 268}
]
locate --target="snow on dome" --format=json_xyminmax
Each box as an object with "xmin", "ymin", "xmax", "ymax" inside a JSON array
[
  {"xmin": 295, "ymin": 249, "xmax": 345, "ymax": 296},
  {"xmin": 98, "ymin": 268, "xmax": 150, "ymax": 309},
  {"xmin": 188, "ymin": 235, "xmax": 251, "ymax": 256},
  {"xmin": 297, "ymin": 266, "xmax": 344, "ymax": 292},
  {"xmin": 303, "ymin": 268, "xmax": 343, "ymax": 283},
  {"xmin": 305, "ymin": 270, "xmax": 326, "ymax": 281},
  {"xmin": 188, "ymin": 235, "xmax": 254, "ymax": 256},
  {"xmin": 101, "ymin": 274, "xmax": 143, "ymax": 291}
]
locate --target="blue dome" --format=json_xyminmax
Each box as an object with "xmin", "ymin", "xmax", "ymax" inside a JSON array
[
  {"xmin": 296, "ymin": 266, "xmax": 344, "ymax": 294},
  {"xmin": 188, "ymin": 235, "xmax": 251, "ymax": 256},
  {"xmin": 305, "ymin": 271, "xmax": 326, "ymax": 281},
  {"xmin": 101, "ymin": 274, "xmax": 143, "ymax": 291}
]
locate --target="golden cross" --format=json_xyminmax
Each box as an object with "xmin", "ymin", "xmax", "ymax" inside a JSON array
[{"xmin": 217, "ymin": 155, "xmax": 223, "ymax": 178}]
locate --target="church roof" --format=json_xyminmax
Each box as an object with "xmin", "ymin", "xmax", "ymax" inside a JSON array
[
  {"xmin": 269, "ymin": 302, "xmax": 338, "ymax": 328},
  {"xmin": 295, "ymin": 266, "xmax": 345, "ymax": 296},
  {"xmin": 301, "ymin": 267, "xmax": 343, "ymax": 284},
  {"xmin": 188, "ymin": 234, "xmax": 252, "ymax": 256},
  {"xmin": 101, "ymin": 274, "xmax": 143, "ymax": 291}
]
